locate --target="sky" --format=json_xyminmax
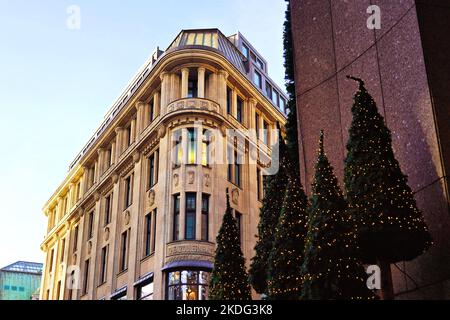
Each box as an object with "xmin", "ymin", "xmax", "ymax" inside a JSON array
[{"xmin": 0, "ymin": 0, "xmax": 287, "ymax": 268}]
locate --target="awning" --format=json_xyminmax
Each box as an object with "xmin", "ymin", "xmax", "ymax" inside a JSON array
[
  {"xmin": 133, "ymin": 272, "xmax": 154, "ymax": 287},
  {"xmin": 161, "ymin": 260, "xmax": 214, "ymax": 271},
  {"xmin": 109, "ymin": 285, "xmax": 127, "ymax": 299}
]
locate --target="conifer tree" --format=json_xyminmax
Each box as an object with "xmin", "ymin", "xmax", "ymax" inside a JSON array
[
  {"xmin": 249, "ymin": 129, "xmax": 288, "ymax": 295},
  {"xmin": 209, "ymin": 189, "xmax": 252, "ymax": 300},
  {"xmin": 344, "ymin": 76, "xmax": 432, "ymax": 299},
  {"xmin": 301, "ymin": 131, "xmax": 374, "ymax": 300},
  {"xmin": 264, "ymin": 1, "xmax": 309, "ymax": 300}
]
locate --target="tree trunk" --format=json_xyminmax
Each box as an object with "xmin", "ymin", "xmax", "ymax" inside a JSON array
[{"xmin": 378, "ymin": 259, "xmax": 395, "ymax": 300}]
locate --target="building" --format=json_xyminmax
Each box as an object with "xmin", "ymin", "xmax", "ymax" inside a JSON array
[
  {"xmin": 39, "ymin": 29, "xmax": 288, "ymax": 300},
  {"xmin": 290, "ymin": 0, "xmax": 450, "ymax": 298},
  {"xmin": 0, "ymin": 261, "xmax": 43, "ymax": 300}
]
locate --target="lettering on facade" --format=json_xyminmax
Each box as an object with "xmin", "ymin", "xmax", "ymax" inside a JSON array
[{"xmin": 166, "ymin": 242, "xmax": 214, "ymax": 263}]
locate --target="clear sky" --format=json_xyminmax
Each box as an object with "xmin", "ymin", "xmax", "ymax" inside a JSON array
[{"xmin": 0, "ymin": 0, "xmax": 287, "ymax": 268}]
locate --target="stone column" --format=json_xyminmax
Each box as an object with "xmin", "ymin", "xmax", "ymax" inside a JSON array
[
  {"xmin": 160, "ymin": 72, "xmax": 170, "ymax": 114},
  {"xmin": 127, "ymin": 152, "xmax": 142, "ymax": 300},
  {"xmin": 154, "ymin": 91, "xmax": 161, "ymax": 118},
  {"xmin": 68, "ymin": 183, "xmax": 75, "ymax": 211},
  {"xmin": 197, "ymin": 67, "xmax": 206, "ymax": 98},
  {"xmin": 130, "ymin": 118, "xmax": 136, "ymax": 144},
  {"xmin": 110, "ymin": 142, "xmax": 116, "ymax": 166},
  {"xmin": 232, "ymin": 89, "xmax": 238, "ymax": 118},
  {"xmin": 56, "ymin": 197, "xmax": 63, "ymax": 222},
  {"xmin": 248, "ymin": 98, "xmax": 258, "ymax": 136},
  {"xmin": 81, "ymin": 167, "xmax": 88, "ymax": 197},
  {"xmin": 60, "ymin": 227, "xmax": 71, "ymax": 299},
  {"xmin": 73, "ymin": 209, "xmax": 85, "ymax": 300},
  {"xmin": 218, "ymin": 70, "xmax": 229, "ymax": 116},
  {"xmin": 115, "ymin": 127, "xmax": 123, "ymax": 162},
  {"xmin": 107, "ymin": 173, "xmax": 120, "ymax": 299},
  {"xmin": 135, "ymin": 101, "xmax": 146, "ymax": 136},
  {"xmin": 87, "ymin": 193, "xmax": 101, "ymax": 300},
  {"xmin": 181, "ymin": 67, "xmax": 189, "ymax": 98},
  {"xmin": 97, "ymin": 148, "xmax": 104, "ymax": 180}
]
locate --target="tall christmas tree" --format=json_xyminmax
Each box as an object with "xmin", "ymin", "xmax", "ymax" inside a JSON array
[
  {"xmin": 301, "ymin": 131, "xmax": 374, "ymax": 300},
  {"xmin": 264, "ymin": 1, "xmax": 309, "ymax": 300},
  {"xmin": 209, "ymin": 189, "xmax": 252, "ymax": 300},
  {"xmin": 344, "ymin": 76, "xmax": 432, "ymax": 299},
  {"xmin": 249, "ymin": 127, "xmax": 288, "ymax": 295}
]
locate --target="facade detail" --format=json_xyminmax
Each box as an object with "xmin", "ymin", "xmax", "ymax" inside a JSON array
[{"xmin": 40, "ymin": 29, "xmax": 287, "ymax": 300}]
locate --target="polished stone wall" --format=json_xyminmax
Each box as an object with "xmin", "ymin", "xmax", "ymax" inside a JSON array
[{"xmin": 291, "ymin": 0, "xmax": 450, "ymax": 299}]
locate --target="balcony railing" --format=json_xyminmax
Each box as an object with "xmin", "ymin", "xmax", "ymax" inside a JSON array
[{"xmin": 165, "ymin": 98, "xmax": 221, "ymax": 116}]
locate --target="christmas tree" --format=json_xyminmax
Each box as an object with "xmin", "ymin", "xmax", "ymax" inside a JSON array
[
  {"xmin": 249, "ymin": 127, "xmax": 288, "ymax": 295},
  {"xmin": 264, "ymin": 1, "xmax": 309, "ymax": 300},
  {"xmin": 209, "ymin": 189, "xmax": 252, "ymax": 300},
  {"xmin": 301, "ymin": 131, "xmax": 374, "ymax": 300},
  {"xmin": 344, "ymin": 76, "xmax": 432, "ymax": 299}
]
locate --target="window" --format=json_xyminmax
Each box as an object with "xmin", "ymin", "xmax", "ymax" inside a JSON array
[
  {"xmin": 144, "ymin": 213, "xmax": 152, "ymax": 257},
  {"xmin": 280, "ymin": 97, "xmax": 286, "ymax": 113},
  {"xmin": 188, "ymin": 80, "xmax": 198, "ymax": 98},
  {"xmin": 256, "ymin": 58, "xmax": 264, "ymax": 70},
  {"xmin": 253, "ymin": 71, "xmax": 262, "ymax": 88},
  {"xmin": 236, "ymin": 96, "xmax": 243, "ymax": 123},
  {"xmin": 56, "ymin": 281, "xmax": 61, "ymax": 300},
  {"xmin": 83, "ymin": 259, "xmax": 90, "ymax": 295},
  {"xmin": 234, "ymin": 149, "xmax": 242, "ymax": 188},
  {"xmin": 68, "ymin": 270, "xmax": 75, "ymax": 300},
  {"xmin": 104, "ymin": 195, "xmax": 112, "ymax": 226},
  {"xmin": 174, "ymin": 130, "xmax": 182, "ymax": 167},
  {"xmin": 75, "ymin": 181, "xmax": 81, "ymax": 201},
  {"xmin": 49, "ymin": 249, "xmax": 54, "ymax": 272},
  {"xmin": 257, "ymin": 168, "xmax": 263, "ymax": 201},
  {"xmin": 187, "ymin": 128, "xmax": 197, "ymax": 165},
  {"xmin": 241, "ymin": 44, "xmax": 249, "ymax": 59},
  {"xmin": 111, "ymin": 290, "xmax": 127, "ymax": 300},
  {"xmin": 255, "ymin": 113, "xmax": 260, "ymax": 139},
  {"xmin": 73, "ymin": 225, "xmax": 79, "ymax": 253},
  {"xmin": 263, "ymin": 121, "xmax": 269, "ymax": 145},
  {"xmin": 148, "ymin": 150, "xmax": 159, "ymax": 189},
  {"xmin": 100, "ymin": 246, "xmax": 108, "ymax": 285},
  {"xmin": 201, "ymin": 195, "xmax": 209, "ymax": 241},
  {"xmin": 167, "ymin": 270, "xmax": 210, "ymax": 300},
  {"xmin": 87, "ymin": 211, "xmax": 94, "ymax": 240},
  {"xmin": 105, "ymin": 146, "xmax": 112, "ymax": 169},
  {"xmin": 235, "ymin": 211, "xmax": 243, "ymax": 244},
  {"xmin": 60, "ymin": 238, "xmax": 65, "ymax": 263},
  {"xmin": 202, "ymin": 130, "xmax": 211, "ymax": 167},
  {"xmin": 120, "ymin": 230, "xmax": 129, "ymax": 272},
  {"xmin": 64, "ymin": 197, "xmax": 68, "ymax": 215},
  {"xmin": 149, "ymin": 98, "xmax": 155, "ymax": 123},
  {"xmin": 4, "ymin": 285, "xmax": 10, "ymax": 290},
  {"xmin": 137, "ymin": 278, "xmax": 154, "ymax": 300},
  {"xmin": 152, "ymin": 209, "xmax": 157, "ymax": 253},
  {"xmin": 124, "ymin": 175, "xmax": 133, "ymax": 209},
  {"xmin": 265, "ymin": 81, "xmax": 272, "ymax": 99},
  {"xmin": 125, "ymin": 124, "xmax": 132, "ymax": 147},
  {"xmin": 19, "ymin": 287, "xmax": 24, "ymax": 292},
  {"xmin": 272, "ymin": 89, "xmax": 279, "ymax": 106},
  {"xmin": 226, "ymin": 88, "xmax": 233, "ymax": 115},
  {"xmin": 227, "ymin": 143, "xmax": 242, "ymax": 187},
  {"xmin": 226, "ymin": 87, "xmax": 233, "ymax": 114},
  {"xmin": 11, "ymin": 286, "xmax": 17, "ymax": 291},
  {"xmin": 185, "ymin": 193, "xmax": 196, "ymax": 240},
  {"xmin": 173, "ymin": 195, "xmax": 180, "ymax": 241}
]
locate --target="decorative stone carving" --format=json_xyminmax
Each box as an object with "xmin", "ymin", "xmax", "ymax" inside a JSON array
[
  {"xmin": 166, "ymin": 241, "xmax": 215, "ymax": 264},
  {"xmin": 94, "ymin": 191, "xmax": 101, "ymax": 202},
  {"xmin": 124, "ymin": 210, "xmax": 131, "ymax": 226},
  {"xmin": 111, "ymin": 172, "xmax": 119, "ymax": 184},
  {"xmin": 204, "ymin": 174, "xmax": 211, "ymax": 187},
  {"xmin": 104, "ymin": 227, "xmax": 110, "ymax": 241},
  {"xmin": 133, "ymin": 150, "xmax": 141, "ymax": 163},
  {"xmin": 147, "ymin": 189, "xmax": 155, "ymax": 207},
  {"xmin": 87, "ymin": 241, "xmax": 92, "ymax": 255},
  {"xmin": 220, "ymin": 125, "xmax": 227, "ymax": 137},
  {"xmin": 188, "ymin": 171, "xmax": 195, "ymax": 184},
  {"xmin": 173, "ymin": 174, "xmax": 179, "ymax": 187},
  {"xmin": 72, "ymin": 254, "xmax": 77, "ymax": 265},
  {"xmin": 158, "ymin": 126, "xmax": 167, "ymax": 139},
  {"xmin": 232, "ymin": 188, "xmax": 239, "ymax": 205}
]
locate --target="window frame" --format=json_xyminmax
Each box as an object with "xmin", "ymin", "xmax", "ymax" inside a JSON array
[{"xmin": 185, "ymin": 193, "xmax": 197, "ymax": 240}]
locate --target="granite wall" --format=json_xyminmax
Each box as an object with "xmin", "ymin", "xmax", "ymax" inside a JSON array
[{"xmin": 290, "ymin": 0, "xmax": 450, "ymax": 299}]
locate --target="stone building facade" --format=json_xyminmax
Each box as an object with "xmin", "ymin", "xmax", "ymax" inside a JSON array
[
  {"xmin": 290, "ymin": 0, "xmax": 450, "ymax": 298},
  {"xmin": 39, "ymin": 29, "xmax": 288, "ymax": 300}
]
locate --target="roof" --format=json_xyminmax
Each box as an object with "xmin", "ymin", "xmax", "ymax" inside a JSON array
[{"xmin": 1, "ymin": 261, "xmax": 43, "ymax": 275}]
